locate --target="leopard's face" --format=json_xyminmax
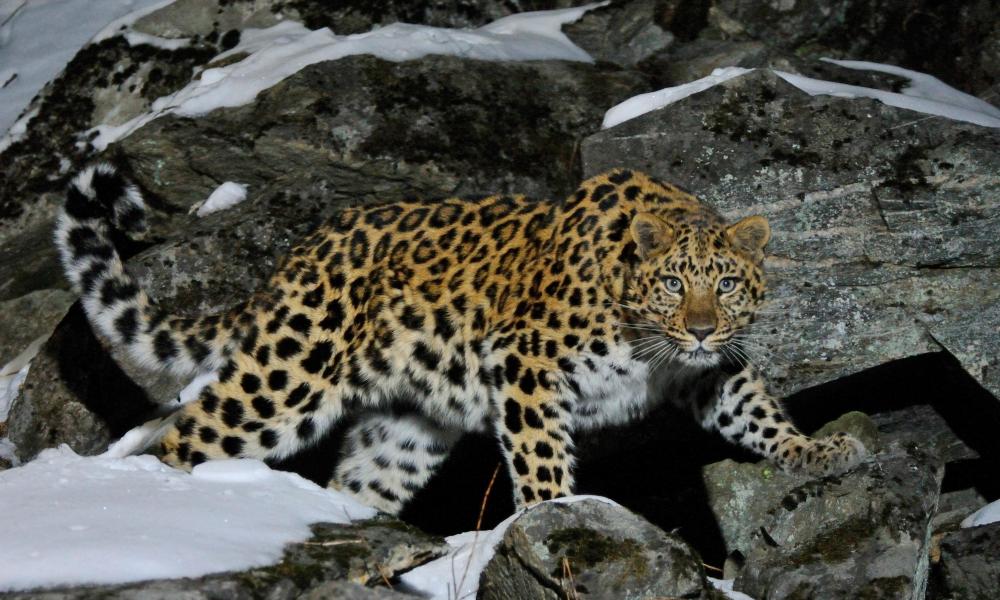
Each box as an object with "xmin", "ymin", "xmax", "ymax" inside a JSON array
[{"xmin": 626, "ymin": 212, "xmax": 770, "ymax": 368}]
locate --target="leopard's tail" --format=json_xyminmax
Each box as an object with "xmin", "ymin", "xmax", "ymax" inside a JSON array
[{"xmin": 55, "ymin": 164, "xmax": 241, "ymax": 381}]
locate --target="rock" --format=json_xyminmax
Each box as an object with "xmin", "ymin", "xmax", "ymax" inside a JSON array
[
  {"xmin": 931, "ymin": 489, "xmax": 989, "ymax": 537},
  {"xmin": 0, "ymin": 289, "xmax": 75, "ymax": 367},
  {"xmin": 701, "ymin": 409, "xmax": 951, "ymax": 599},
  {"xmin": 868, "ymin": 404, "xmax": 980, "ymax": 464},
  {"xmin": 929, "ymin": 522, "xmax": 1000, "ymax": 600},
  {"xmin": 563, "ymin": 0, "xmax": 675, "ymax": 67},
  {"xmin": 582, "ymin": 68, "xmax": 1000, "ymax": 399},
  {"xmin": 478, "ymin": 499, "xmax": 720, "ymax": 599},
  {"xmin": 709, "ymin": 0, "xmax": 1000, "ymax": 95},
  {"xmin": 275, "ymin": 0, "xmax": 594, "ymax": 34},
  {"xmin": 4, "ymin": 518, "xmax": 445, "ymax": 599},
  {"xmin": 703, "ymin": 411, "xmax": 882, "ymax": 560},
  {"xmin": 6, "ymin": 304, "xmax": 156, "ymax": 462}
]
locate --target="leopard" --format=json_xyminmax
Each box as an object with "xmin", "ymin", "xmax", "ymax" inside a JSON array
[{"xmin": 55, "ymin": 164, "xmax": 868, "ymax": 514}]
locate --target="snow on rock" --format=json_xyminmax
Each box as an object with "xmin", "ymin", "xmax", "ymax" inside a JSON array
[
  {"xmin": 400, "ymin": 493, "xmax": 755, "ymax": 600},
  {"xmin": 710, "ymin": 577, "xmax": 757, "ymax": 600},
  {"xmin": 89, "ymin": 2, "xmax": 609, "ymax": 151},
  {"xmin": 961, "ymin": 499, "xmax": 1000, "ymax": 528},
  {"xmin": 194, "ymin": 181, "xmax": 248, "ymax": 216},
  {"xmin": 0, "ymin": 447, "xmax": 376, "ymax": 592},
  {"xmin": 400, "ymin": 495, "xmax": 616, "ymax": 599},
  {"xmin": 602, "ymin": 63, "xmax": 1000, "ymax": 130},
  {"xmin": 602, "ymin": 66, "xmax": 751, "ymax": 129},
  {"xmin": 0, "ymin": 0, "xmax": 172, "ymax": 138},
  {"xmin": 0, "ymin": 335, "xmax": 47, "ymax": 465}
]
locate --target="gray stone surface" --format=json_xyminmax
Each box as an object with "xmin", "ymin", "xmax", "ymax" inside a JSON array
[
  {"xmin": 6, "ymin": 304, "xmax": 156, "ymax": 462},
  {"xmin": 703, "ymin": 412, "xmax": 880, "ymax": 560},
  {"xmin": 583, "ymin": 69, "xmax": 1000, "ymax": 399},
  {"xmin": 478, "ymin": 499, "xmax": 720, "ymax": 600},
  {"xmin": 708, "ymin": 0, "xmax": 1000, "ymax": 95},
  {"xmin": 702, "ymin": 409, "xmax": 954, "ymax": 599},
  {"xmin": 0, "ymin": 288, "xmax": 75, "ymax": 367},
  {"xmin": 4, "ymin": 519, "xmax": 443, "ymax": 599},
  {"xmin": 931, "ymin": 522, "xmax": 1000, "ymax": 600},
  {"xmin": 563, "ymin": 0, "xmax": 675, "ymax": 67}
]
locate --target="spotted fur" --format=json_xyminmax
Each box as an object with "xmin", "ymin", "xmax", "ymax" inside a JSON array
[{"xmin": 57, "ymin": 166, "xmax": 868, "ymax": 513}]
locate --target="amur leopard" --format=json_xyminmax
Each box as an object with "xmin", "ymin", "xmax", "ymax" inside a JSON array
[{"xmin": 56, "ymin": 165, "xmax": 867, "ymax": 513}]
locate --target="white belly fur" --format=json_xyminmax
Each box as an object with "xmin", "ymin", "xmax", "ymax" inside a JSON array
[{"xmin": 567, "ymin": 342, "xmax": 649, "ymax": 430}]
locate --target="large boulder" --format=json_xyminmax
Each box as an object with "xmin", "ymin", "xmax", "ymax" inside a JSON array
[
  {"xmin": 478, "ymin": 499, "xmax": 721, "ymax": 599},
  {"xmin": 701, "ymin": 406, "xmax": 978, "ymax": 599},
  {"xmin": 930, "ymin": 521, "xmax": 1000, "ymax": 600},
  {"xmin": 707, "ymin": 0, "xmax": 1000, "ymax": 95},
  {"xmin": 583, "ymin": 68, "xmax": 1000, "ymax": 400}
]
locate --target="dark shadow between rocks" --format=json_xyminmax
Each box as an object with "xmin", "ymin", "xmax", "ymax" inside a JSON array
[
  {"xmin": 54, "ymin": 303, "xmax": 158, "ymax": 440},
  {"xmin": 376, "ymin": 351, "xmax": 1000, "ymax": 568}
]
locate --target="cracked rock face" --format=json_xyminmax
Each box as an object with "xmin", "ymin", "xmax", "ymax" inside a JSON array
[{"xmin": 582, "ymin": 69, "xmax": 1000, "ymax": 399}]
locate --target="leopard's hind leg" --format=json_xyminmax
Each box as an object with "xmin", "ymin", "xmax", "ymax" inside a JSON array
[
  {"xmin": 159, "ymin": 332, "xmax": 349, "ymax": 467},
  {"xmin": 332, "ymin": 413, "xmax": 460, "ymax": 514}
]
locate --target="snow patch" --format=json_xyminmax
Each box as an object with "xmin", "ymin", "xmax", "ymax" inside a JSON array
[
  {"xmin": 123, "ymin": 30, "xmax": 190, "ymax": 50},
  {"xmin": 962, "ymin": 499, "xmax": 1000, "ymax": 528},
  {"xmin": 193, "ymin": 181, "xmax": 248, "ymax": 216},
  {"xmin": 602, "ymin": 63, "xmax": 1000, "ymax": 130},
  {"xmin": 710, "ymin": 577, "xmax": 757, "ymax": 600},
  {"xmin": 602, "ymin": 66, "xmax": 750, "ymax": 129},
  {"xmin": 90, "ymin": 2, "xmax": 608, "ymax": 150},
  {"xmin": 0, "ymin": 447, "xmax": 376, "ymax": 592}
]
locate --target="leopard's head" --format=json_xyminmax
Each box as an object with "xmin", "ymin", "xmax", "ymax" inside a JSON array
[{"xmin": 625, "ymin": 211, "xmax": 770, "ymax": 368}]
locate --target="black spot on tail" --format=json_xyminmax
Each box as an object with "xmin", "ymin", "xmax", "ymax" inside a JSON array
[
  {"xmin": 65, "ymin": 186, "xmax": 103, "ymax": 221},
  {"xmin": 91, "ymin": 169, "xmax": 127, "ymax": 207},
  {"xmin": 153, "ymin": 330, "xmax": 179, "ymax": 362}
]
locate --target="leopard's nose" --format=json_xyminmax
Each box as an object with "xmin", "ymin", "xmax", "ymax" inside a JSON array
[{"xmin": 687, "ymin": 325, "xmax": 715, "ymax": 341}]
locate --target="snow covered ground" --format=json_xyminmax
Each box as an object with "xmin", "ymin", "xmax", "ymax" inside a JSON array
[
  {"xmin": 0, "ymin": 455, "xmax": 750, "ymax": 599},
  {"xmin": 0, "ymin": 447, "xmax": 375, "ymax": 591}
]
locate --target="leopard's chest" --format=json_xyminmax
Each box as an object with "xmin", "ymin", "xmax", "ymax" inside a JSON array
[{"xmin": 564, "ymin": 342, "xmax": 650, "ymax": 429}]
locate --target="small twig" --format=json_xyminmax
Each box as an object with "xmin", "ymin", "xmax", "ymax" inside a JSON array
[
  {"xmin": 702, "ymin": 561, "xmax": 724, "ymax": 574},
  {"xmin": 455, "ymin": 462, "xmax": 503, "ymax": 599},
  {"xmin": 301, "ymin": 538, "xmax": 364, "ymax": 547},
  {"xmin": 476, "ymin": 462, "xmax": 502, "ymax": 531},
  {"xmin": 376, "ymin": 562, "xmax": 394, "ymax": 589},
  {"xmin": 561, "ymin": 557, "xmax": 579, "ymax": 600}
]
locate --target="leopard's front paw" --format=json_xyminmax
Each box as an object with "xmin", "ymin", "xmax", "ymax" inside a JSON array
[{"xmin": 794, "ymin": 432, "xmax": 869, "ymax": 477}]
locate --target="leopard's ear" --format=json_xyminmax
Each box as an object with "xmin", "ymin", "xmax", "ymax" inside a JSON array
[
  {"xmin": 630, "ymin": 212, "xmax": 674, "ymax": 259},
  {"xmin": 727, "ymin": 215, "xmax": 770, "ymax": 264}
]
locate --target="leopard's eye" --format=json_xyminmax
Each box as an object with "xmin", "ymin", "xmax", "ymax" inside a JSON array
[
  {"xmin": 665, "ymin": 277, "xmax": 684, "ymax": 293},
  {"xmin": 718, "ymin": 277, "xmax": 738, "ymax": 293}
]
